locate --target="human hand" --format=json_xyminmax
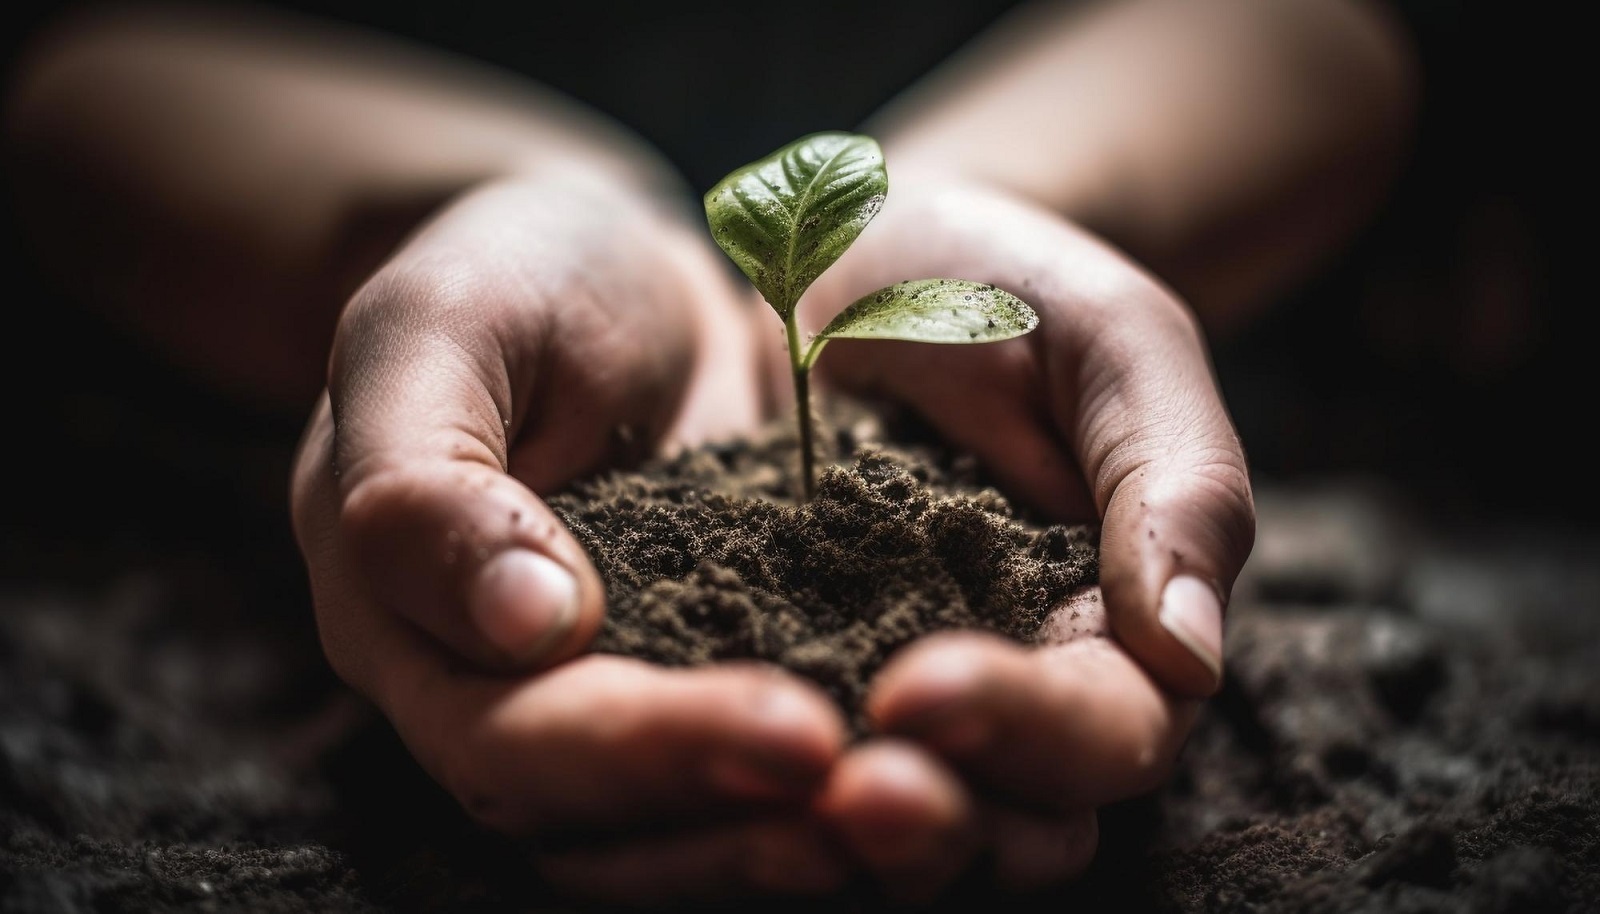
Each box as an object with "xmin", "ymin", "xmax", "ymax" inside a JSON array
[
  {"xmin": 290, "ymin": 173, "xmax": 854, "ymax": 903},
  {"xmin": 788, "ymin": 176, "xmax": 1256, "ymax": 896}
]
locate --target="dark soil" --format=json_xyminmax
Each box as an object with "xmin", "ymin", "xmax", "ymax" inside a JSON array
[
  {"xmin": 4, "ymin": 410, "xmax": 1599, "ymax": 912},
  {"xmin": 550, "ymin": 407, "xmax": 1096, "ymax": 730}
]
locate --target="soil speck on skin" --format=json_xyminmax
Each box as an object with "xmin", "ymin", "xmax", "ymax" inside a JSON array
[{"xmin": 549, "ymin": 403, "xmax": 1097, "ymax": 729}]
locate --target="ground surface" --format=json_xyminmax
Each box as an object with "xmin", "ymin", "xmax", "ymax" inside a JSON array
[{"xmin": 3, "ymin": 417, "xmax": 1598, "ymax": 912}]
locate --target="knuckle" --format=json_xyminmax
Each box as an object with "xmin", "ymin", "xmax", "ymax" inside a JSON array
[
  {"xmin": 331, "ymin": 263, "xmax": 514, "ymax": 409},
  {"xmin": 1151, "ymin": 460, "xmax": 1258, "ymax": 559},
  {"xmin": 335, "ymin": 467, "xmax": 406, "ymax": 538},
  {"xmin": 1072, "ymin": 263, "xmax": 1202, "ymax": 340},
  {"xmin": 334, "ymin": 467, "xmax": 428, "ymax": 561},
  {"xmin": 1147, "ymin": 457, "xmax": 1252, "ymax": 521},
  {"xmin": 345, "ymin": 258, "xmax": 491, "ymax": 332},
  {"xmin": 1194, "ymin": 462, "xmax": 1258, "ymax": 546},
  {"xmin": 1053, "ymin": 259, "xmax": 1185, "ymax": 340},
  {"xmin": 1123, "ymin": 453, "xmax": 1257, "ymax": 568}
]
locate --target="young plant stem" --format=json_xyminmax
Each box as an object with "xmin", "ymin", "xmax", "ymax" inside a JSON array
[
  {"xmin": 784, "ymin": 312, "xmax": 817, "ymax": 503},
  {"xmin": 707, "ymin": 135, "xmax": 1037, "ymax": 508}
]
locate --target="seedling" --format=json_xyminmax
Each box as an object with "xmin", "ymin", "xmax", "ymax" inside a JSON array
[{"xmin": 705, "ymin": 132, "xmax": 1038, "ymax": 502}]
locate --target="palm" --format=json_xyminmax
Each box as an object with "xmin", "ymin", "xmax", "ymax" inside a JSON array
[
  {"xmin": 786, "ymin": 178, "xmax": 1252, "ymax": 892},
  {"xmin": 294, "ymin": 176, "xmax": 853, "ymax": 903}
]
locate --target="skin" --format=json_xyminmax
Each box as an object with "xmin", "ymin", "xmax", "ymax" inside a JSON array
[
  {"xmin": 797, "ymin": 182, "xmax": 1241, "ymax": 894},
  {"xmin": 4, "ymin": 0, "xmax": 1415, "ymax": 901},
  {"xmin": 789, "ymin": 2, "xmax": 1414, "ymax": 889}
]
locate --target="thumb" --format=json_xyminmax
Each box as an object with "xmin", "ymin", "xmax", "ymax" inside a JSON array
[
  {"xmin": 1059, "ymin": 298, "xmax": 1256, "ymax": 698},
  {"xmin": 337, "ymin": 451, "xmax": 604, "ymax": 674},
  {"xmin": 311, "ymin": 176, "xmax": 720, "ymax": 673},
  {"xmin": 1098, "ymin": 453, "xmax": 1255, "ymax": 697},
  {"xmin": 324, "ymin": 276, "xmax": 606, "ymax": 673}
]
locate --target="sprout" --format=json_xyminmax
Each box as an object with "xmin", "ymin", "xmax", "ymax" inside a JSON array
[{"xmin": 705, "ymin": 132, "xmax": 1038, "ymax": 502}]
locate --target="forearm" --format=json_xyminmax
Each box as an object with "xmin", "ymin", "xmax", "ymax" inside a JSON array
[
  {"xmin": 4, "ymin": 5, "xmax": 679, "ymax": 407},
  {"xmin": 869, "ymin": 0, "xmax": 1417, "ymax": 331}
]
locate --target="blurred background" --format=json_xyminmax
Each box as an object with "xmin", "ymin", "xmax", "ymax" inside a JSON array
[
  {"xmin": 1, "ymin": 2, "xmax": 1593, "ymax": 911},
  {"xmin": 0, "ymin": 0, "xmax": 1585, "ymax": 536}
]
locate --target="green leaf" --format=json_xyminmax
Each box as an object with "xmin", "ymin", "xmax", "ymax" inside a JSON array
[
  {"xmin": 816, "ymin": 279, "xmax": 1039, "ymax": 347},
  {"xmin": 704, "ymin": 132, "xmax": 887, "ymax": 316}
]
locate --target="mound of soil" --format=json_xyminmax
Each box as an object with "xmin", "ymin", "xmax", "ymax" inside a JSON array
[{"xmin": 551, "ymin": 407, "xmax": 1096, "ymax": 729}]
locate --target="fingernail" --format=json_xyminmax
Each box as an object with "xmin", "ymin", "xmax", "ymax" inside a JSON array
[
  {"xmin": 470, "ymin": 549, "xmax": 579, "ymax": 665},
  {"xmin": 1159, "ymin": 575, "xmax": 1224, "ymax": 682}
]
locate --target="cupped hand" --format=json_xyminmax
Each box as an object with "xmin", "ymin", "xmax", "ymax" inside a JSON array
[
  {"xmin": 789, "ymin": 175, "xmax": 1256, "ymax": 894},
  {"xmin": 290, "ymin": 173, "xmax": 852, "ymax": 903}
]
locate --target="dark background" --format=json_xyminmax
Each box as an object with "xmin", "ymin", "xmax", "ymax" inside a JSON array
[
  {"xmin": 1, "ymin": 4, "xmax": 1595, "ymax": 912},
  {"xmin": 0, "ymin": 0, "xmax": 1585, "ymax": 557}
]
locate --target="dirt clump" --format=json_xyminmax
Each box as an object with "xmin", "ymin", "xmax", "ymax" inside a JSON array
[{"xmin": 550, "ymin": 407, "xmax": 1097, "ymax": 728}]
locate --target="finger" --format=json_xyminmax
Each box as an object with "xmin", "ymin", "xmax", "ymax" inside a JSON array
[
  {"xmin": 1048, "ymin": 282, "xmax": 1256, "ymax": 696},
  {"xmin": 817, "ymin": 740, "xmax": 980, "ymax": 903},
  {"xmin": 336, "ymin": 447, "xmax": 604, "ymax": 673},
  {"xmin": 399, "ymin": 656, "xmax": 848, "ymax": 835},
  {"xmin": 988, "ymin": 806, "xmax": 1098, "ymax": 892},
  {"xmin": 935, "ymin": 393, "xmax": 1095, "ymax": 523},
  {"xmin": 538, "ymin": 819, "xmax": 850, "ymax": 905},
  {"xmin": 326, "ymin": 182, "xmax": 692, "ymax": 671},
  {"xmin": 869, "ymin": 630, "xmax": 1196, "ymax": 810},
  {"xmin": 295, "ymin": 406, "xmax": 847, "ymax": 834},
  {"xmin": 662, "ymin": 258, "xmax": 768, "ymax": 449}
]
